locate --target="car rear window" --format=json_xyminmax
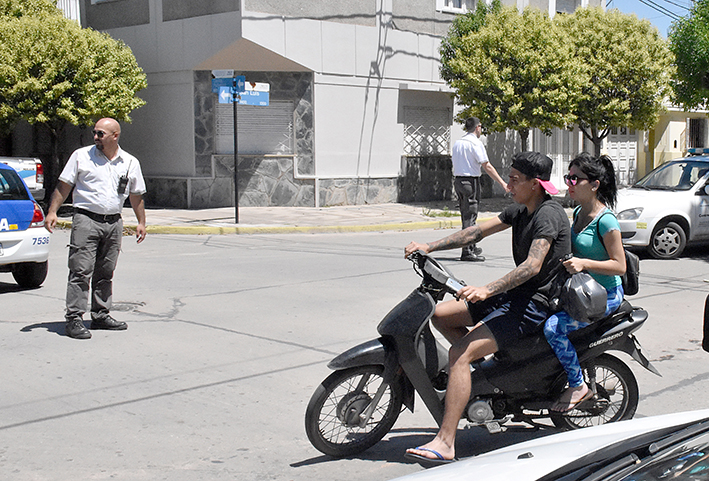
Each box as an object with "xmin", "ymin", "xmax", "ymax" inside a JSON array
[{"xmin": 0, "ymin": 168, "xmax": 30, "ymax": 201}]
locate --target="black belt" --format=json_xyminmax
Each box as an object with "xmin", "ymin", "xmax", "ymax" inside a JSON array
[
  {"xmin": 74, "ymin": 208, "xmax": 121, "ymax": 223},
  {"xmin": 455, "ymin": 175, "xmax": 480, "ymax": 179}
]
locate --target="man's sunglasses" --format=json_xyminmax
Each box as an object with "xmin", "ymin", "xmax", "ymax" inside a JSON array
[
  {"xmin": 563, "ymin": 174, "xmax": 589, "ymax": 186},
  {"xmin": 92, "ymin": 130, "xmax": 110, "ymax": 139}
]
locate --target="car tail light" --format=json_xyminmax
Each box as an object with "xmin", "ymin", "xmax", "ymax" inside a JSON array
[
  {"xmin": 35, "ymin": 160, "xmax": 44, "ymax": 185},
  {"xmin": 30, "ymin": 201, "xmax": 45, "ymax": 228}
]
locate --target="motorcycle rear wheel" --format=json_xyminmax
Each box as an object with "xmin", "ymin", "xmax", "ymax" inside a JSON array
[
  {"xmin": 550, "ymin": 353, "xmax": 638, "ymax": 430},
  {"xmin": 305, "ymin": 365, "xmax": 403, "ymax": 457}
]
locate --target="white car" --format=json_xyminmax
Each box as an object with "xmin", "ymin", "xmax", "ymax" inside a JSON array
[
  {"xmin": 0, "ymin": 162, "xmax": 50, "ymax": 287},
  {"xmin": 392, "ymin": 409, "xmax": 709, "ymax": 481},
  {"xmin": 615, "ymin": 155, "xmax": 709, "ymax": 259}
]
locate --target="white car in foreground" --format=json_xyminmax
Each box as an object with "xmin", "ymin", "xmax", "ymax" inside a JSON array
[
  {"xmin": 393, "ymin": 409, "xmax": 709, "ymax": 481},
  {"xmin": 615, "ymin": 155, "xmax": 709, "ymax": 259}
]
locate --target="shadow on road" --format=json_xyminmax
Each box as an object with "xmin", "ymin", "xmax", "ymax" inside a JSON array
[
  {"xmin": 290, "ymin": 423, "xmax": 559, "ymax": 468},
  {"xmin": 20, "ymin": 321, "xmax": 65, "ymax": 336}
]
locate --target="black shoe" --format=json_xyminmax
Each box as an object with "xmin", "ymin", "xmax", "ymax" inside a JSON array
[
  {"xmin": 66, "ymin": 319, "xmax": 91, "ymax": 339},
  {"xmin": 460, "ymin": 253, "xmax": 485, "ymax": 262},
  {"xmin": 90, "ymin": 315, "xmax": 127, "ymax": 331}
]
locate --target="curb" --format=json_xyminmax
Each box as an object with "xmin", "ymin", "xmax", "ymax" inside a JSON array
[{"xmin": 55, "ymin": 217, "xmax": 490, "ymax": 235}]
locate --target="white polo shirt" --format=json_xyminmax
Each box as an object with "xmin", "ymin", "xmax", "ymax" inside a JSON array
[
  {"xmin": 452, "ymin": 132, "xmax": 489, "ymax": 177},
  {"xmin": 59, "ymin": 145, "xmax": 147, "ymax": 215}
]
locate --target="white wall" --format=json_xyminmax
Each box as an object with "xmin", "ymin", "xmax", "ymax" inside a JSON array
[
  {"xmin": 103, "ymin": 10, "xmax": 243, "ymax": 74},
  {"xmin": 120, "ymin": 71, "xmax": 196, "ymax": 177},
  {"xmin": 313, "ymin": 77, "xmax": 403, "ymax": 177}
]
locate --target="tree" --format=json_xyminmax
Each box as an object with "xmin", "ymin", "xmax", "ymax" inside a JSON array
[
  {"xmin": 0, "ymin": 0, "xmax": 60, "ymax": 18},
  {"xmin": 669, "ymin": 0, "xmax": 709, "ymax": 109},
  {"xmin": 439, "ymin": 0, "xmax": 501, "ymax": 84},
  {"xmin": 441, "ymin": 6, "xmax": 580, "ymax": 150},
  {"xmin": 0, "ymin": 6, "xmax": 146, "ymax": 199},
  {"xmin": 557, "ymin": 8, "xmax": 674, "ymax": 157}
]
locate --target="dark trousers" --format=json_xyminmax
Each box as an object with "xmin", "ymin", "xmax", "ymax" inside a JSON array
[
  {"xmin": 65, "ymin": 212, "xmax": 123, "ymax": 322},
  {"xmin": 454, "ymin": 176, "xmax": 481, "ymax": 256}
]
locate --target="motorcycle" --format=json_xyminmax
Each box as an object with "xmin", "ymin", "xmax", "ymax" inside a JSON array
[{"xmin": 305, "ymin": 251, "xmax": 660, "ymax": 458}]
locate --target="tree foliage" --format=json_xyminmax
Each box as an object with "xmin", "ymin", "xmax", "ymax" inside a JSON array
[
  {"xmin": 0, "ymin": 0, "xmax": 60, "ymax": 19},
  {"xmin": 0, "ymin": 15, "xmax": 146, "ymax": 132},
  {"xmin": 441, "ymin": 6, "xmax": 580, "ymax": 150},
  {"xmin": 556, "ymin": 8, "xmax": 673, "ymax": 156},
  {"xmin": 439, "ymin": 0, "xmax": 502, "ymax": 84},
  {"xmin": 669, "ymin": 0, "xmax": 709, "ymax": 109},
  {"xmin": 0, "ymin": 4, "xmax": 147, "ymax": 196}
]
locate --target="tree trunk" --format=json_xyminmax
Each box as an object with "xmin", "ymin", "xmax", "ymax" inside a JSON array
[
  {"xmin": 519, "ymin": 128, "xmax": 529, "ymax": 151},
  {"xmin": 41, "ymin": 123, "xmax": 65, "ymax": 205},
  {"xmin": 593, "ymin": 138, "xmax": 602, "ymax": 158}
]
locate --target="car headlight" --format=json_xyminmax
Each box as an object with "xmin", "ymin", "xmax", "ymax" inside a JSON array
[{"xmin": 617, "ymin": 207, "xmax": 644, "ymax": 220}]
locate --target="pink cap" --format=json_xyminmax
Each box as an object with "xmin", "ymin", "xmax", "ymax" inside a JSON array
[{"xmin": 537, "ymin": 179, "xmax": 559, "ymax": 195}]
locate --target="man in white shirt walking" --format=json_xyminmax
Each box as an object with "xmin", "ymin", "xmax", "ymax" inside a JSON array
[
  {"xmin": 46, "ymin": 118, "xmax": 147, "ymax": 340},
  {"xmin": 452, "ymin": 117, "xmax": 508, "ymax": 261}
]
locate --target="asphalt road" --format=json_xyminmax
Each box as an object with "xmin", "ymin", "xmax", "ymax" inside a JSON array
[{"xmin": 1, "ymin": 228, "xmax": 708, "ymax": 480}]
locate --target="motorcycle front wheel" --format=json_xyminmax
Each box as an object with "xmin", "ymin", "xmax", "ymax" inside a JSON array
[
  {"xmin": 305, "ymin": 365, "xmax": 404, "ymax": 457},
  {"xmin": 550, "ymin": 353, "xmax": 638, "ymax": 430}
]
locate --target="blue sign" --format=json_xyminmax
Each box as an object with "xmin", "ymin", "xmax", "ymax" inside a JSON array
[
  {"xmin": 218, "ymin": 86, "xmax": 270, "ymax": 106},
  {"xmin": 211, "ymin": 75, "xmax": 246, "ymax": 94},
  {"xmin": 211, "ymin": 77, "xmax": 231, "ymax": 93},
  {"xmin": 235, "ymin": 75, "xmax": 246, "ymax": 92}
]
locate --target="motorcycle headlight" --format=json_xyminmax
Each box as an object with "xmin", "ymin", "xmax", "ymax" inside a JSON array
[{"xmin": 617, "ymin": 207, "xmax": 644, "ymax": 220}]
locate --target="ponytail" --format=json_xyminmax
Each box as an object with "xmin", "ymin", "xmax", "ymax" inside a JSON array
[
  {"xmin": 596, "ymin": 155, "xmax": 618, "ymax": 209},
  {"xmin": 569, "ymin": 152, "xmax": 619, "ymax": 209}
]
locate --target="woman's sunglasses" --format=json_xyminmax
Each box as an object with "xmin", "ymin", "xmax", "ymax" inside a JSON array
[{"xmin": 563, "ymin": 174, "xmax": 589, "ymax": 186}]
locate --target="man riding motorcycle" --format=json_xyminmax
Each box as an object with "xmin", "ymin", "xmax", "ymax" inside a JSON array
[{"xmin": 404, "ymin": 151, "xmax": 571, "ymax": 465}]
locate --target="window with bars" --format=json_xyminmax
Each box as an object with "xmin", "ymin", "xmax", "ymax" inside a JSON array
[
  {"xmin": 402, "ymin": 107, "xmax": 451, "ymax": 156},
  {"xmin": 215, "ymin": 101, "xmax": 294, "ymax": 155}
]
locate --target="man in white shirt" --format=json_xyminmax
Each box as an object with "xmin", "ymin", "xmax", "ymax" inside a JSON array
[
  {"xmin": 46, "ymin": 118, "xmax": 147, "ymax": 340},
  {"xmin": 452, "ymin": 117, "xmax": 508, "ymax": 261}
]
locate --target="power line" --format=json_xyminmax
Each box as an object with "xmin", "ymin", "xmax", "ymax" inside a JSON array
[
  {"xmin": 607, "ymin": 0, "xmax": 686, "ymax": 19},
  {"xmin": 636, "ymin": 0, "xmax": 682, "ymax": 20}
]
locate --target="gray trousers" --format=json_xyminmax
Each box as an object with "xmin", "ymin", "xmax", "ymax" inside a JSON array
[
  {"xmin": 454, "ymin": 176, "xmax": 481, "ymax": 256},
  {"xmin": 65, "ymin": 212, "xmax": 123, "ymax": 322}
]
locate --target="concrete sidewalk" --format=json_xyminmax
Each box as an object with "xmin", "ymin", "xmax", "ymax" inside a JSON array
[{"xmin": 55, "ymin": 197, "xmax": 523, "ymax": 235}]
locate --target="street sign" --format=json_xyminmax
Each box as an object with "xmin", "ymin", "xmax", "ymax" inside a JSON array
[
  {"xmin": 218, "ymin": 83, "xmax": 270, "ymax": 106},
  {"xmin": 212, "ymin": 75, "xmax": 246, "ymax": 94},
  {"xmin": 211, "ymin": 69, "xmax": 234, "ymax": 78},
  {"xmin": 235, "ymin": 75, "xmax": 246, "ymax": 93},
  {"xmin": 211, "ymin": 77, "xmax": 231, "ymax": 93}
]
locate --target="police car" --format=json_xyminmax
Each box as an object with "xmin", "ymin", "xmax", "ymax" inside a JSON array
[
  {"xmin": 615, "ymin": 152, "xmax": 709, "ymax": 259},
  {"xmin": 0, "ymin": 162, "xmax": 50, "ymax": 287}
]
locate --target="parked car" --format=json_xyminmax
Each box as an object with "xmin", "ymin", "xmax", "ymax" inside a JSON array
[
  {"xmin": 0, "ymin": 156, "xmax": 44, "ymax": 200},
  {"xmin": 615, "ymin": 155, "xmax": 709, "ymax": 259},
  {"xmin": 392, "ymin": 409, "xmax": 709, "ymax": 481},
  {"xmin": 0, "ymin": 162, "xmax": 50, "ymax": 287}
]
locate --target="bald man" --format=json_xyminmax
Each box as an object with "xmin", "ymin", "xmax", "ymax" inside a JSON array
[{"xmin": 46, "ymin": 118, "xmax": 147, "ymax": 340}]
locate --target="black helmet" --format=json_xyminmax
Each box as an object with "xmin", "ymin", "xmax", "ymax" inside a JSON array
[{"xmin": 559, "ymin": 272, "xmax": 607, "ymax": 323}]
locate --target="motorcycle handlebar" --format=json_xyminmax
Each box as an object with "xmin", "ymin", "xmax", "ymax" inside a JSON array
[{"xmin": 409, "ymin": 250, "xmax": 466, "ymax": 294}]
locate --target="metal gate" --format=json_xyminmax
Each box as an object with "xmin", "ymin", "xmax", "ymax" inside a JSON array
[{"xmin": 605, "ymin": 127, "xmax": 637, "ymax": 186}]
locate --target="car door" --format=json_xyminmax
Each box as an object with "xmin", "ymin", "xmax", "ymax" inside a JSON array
[{"xmin": 691, "ymin": 167, "xmax": 709, "ymax": 240}]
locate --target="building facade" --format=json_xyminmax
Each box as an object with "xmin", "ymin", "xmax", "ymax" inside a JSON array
[{"xmin": 44, "ymin": 0, "xmax": 611, "ymax": 208}]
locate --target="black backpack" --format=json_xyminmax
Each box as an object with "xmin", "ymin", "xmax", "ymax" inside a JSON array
[{"xmin": 575, "ymin": 208, "xmax": 640, "ymax": 296}]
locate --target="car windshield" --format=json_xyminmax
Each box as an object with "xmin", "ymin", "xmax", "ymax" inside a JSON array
[
  {"xmin": 539, "ymin": 419, "xmax": 709, "ymax": 481},
  {"xmin": 633, "ymin": 161, "xmax": 709, "ymax": 191},
  {"xmin": 0, "ymin": 168, "xmax": 30, "ymax": 200},
  {"xmin": 618, "ymin": 430, "xmax": 709, "ymax": 481}
]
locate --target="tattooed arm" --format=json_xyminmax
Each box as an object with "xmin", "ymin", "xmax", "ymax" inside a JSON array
[
  {"xmin": 404, "ymin": 217, "xmax": 508, "ymax": 258},
  {"xmin": 457, "ymin": 237, "xmax": 552, "ymax": 303}
]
